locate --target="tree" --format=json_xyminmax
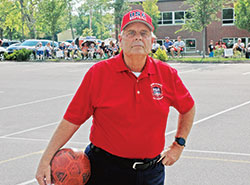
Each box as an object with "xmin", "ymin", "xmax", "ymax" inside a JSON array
[
  {"xmin": 177, "ymin": 0, "xmax": 226, "ymax": 58},
  {"xmin": 113, "ymin": 0, "xmax": 130, "ymax": 40},
  {"xmin": 17, "ymin": 0, "xmax": 39, "ymax": 38},
  {"xmin": 37, "ymin": 0, "xmax": 67, "ymax": 43},
  {"xmin": 75, "ymin": 0, "xmax": 114, "ymax": 40},
  {"xmin": 142, "ymin": 0, "xmax": 160, "ymax": 33},
  {"xmin": 82, "ymin": 28, "xmax": 94, "ymax": 37},
  {"xmin": 234, "ymin": 0, "xmax": 250, "ymax": 33}
]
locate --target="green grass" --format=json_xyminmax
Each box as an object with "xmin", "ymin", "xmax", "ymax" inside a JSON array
[{"xmin": 168, "ymin": 57, "xmax": 250, "ymax": 62}]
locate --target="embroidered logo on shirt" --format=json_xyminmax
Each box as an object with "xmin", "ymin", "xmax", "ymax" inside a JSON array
[{"xmin": 151, "ymin": 83, "xmax": 163, "ymax": 100}]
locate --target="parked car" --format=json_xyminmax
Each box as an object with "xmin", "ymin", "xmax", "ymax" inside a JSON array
[
  {"xmin": 5, "ymin": 43, "xmax": 22, "ymax": 54},
  {"xmin": 1, "ymin": 40, "xmax": 21, "ymax": 48},
  {"xmin": 6, "ymin": 39, "xmax": 59, "ymax": 59},
  {"xmin": 0, "ymin": 47, "xmax": 6, "ymax": 61}
]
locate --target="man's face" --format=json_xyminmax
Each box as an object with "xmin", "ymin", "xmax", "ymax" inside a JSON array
[
  {"xmin": 177, "ymin": 37, "xmax": 181, "ymax": 42},
  {"xmin": 119, "ymin": 22, "xmax": 153, "ymax": 57}
]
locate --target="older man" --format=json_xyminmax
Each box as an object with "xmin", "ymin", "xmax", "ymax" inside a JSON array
[{"xmin": 36, "ymin": 9, "xmax": 195, "ymax": 185}]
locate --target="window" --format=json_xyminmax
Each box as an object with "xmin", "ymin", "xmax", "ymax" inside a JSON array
[
  {"xmin": 174, "ymin": 12, "xmax": 184, "ymax": 24},
  {"xmin": 222, "ymin": 8, "xmax": 234, "ymax": 25},
  {"xmin": 185, "ymin": 39, "xmax": 196, "ymax": 52},
  {"xmin": 158, "ymin": 11, "xmax": 186, "ymax": 25},
  {"xmin": 158, "ymin": 12, "xmax": 173, "ymax": 25},
  {"xmin": 157, "ymin": 40, "xmax": 163, "ymax": 46},
  {"xmin": 163, "ymin": 12, "xmax": 173, "ymax": 24},
  {"xmin": 185, "ymin": 11, "xmax": 193, "ymax": 20},
  {"xmin": 222, "ymin": 38, "xmax": 234, "ymax": 48}
]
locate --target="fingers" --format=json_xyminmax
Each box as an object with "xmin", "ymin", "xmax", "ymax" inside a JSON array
[
  {"xmin": 36, "ymin": 174, "xmax": 46, "ymax": 185},
  {"xmin": 36, "ymin": 166, "xmax": 51, "ymax": 185},
  {"xmin": 161, "ymin": 155, "xmax": 175, "ymax": 166},
  {"xmin": 45, "ymin": 169, "xmax": 51, "ymax": 185}
]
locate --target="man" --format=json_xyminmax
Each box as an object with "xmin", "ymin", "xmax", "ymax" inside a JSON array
[
  {"xmin": 208, "ymin": 40, "xmax": 214, "ymax": 57},
  {"xmin": 163, "ymin": 36, "xmax": 173, "ymax": 54},
  {"xmin": 67, "ymin": 41, "xmax": 78, "ymax": 59},
  {"xmin": 171, "ymin": 36, "xmax": 185, "ymax": 57},
  {"xmin": 36, "ymin": 9, "xmax": 195, "ymax": 185},
  {"xmin": 233, "ymin": 38, "xmax": 245, "ymax": 53}
]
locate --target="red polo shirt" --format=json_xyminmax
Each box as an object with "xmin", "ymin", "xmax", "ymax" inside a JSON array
[{"xmin": 64, "ymin": 51, "xmax": 194, "ymax": 159}]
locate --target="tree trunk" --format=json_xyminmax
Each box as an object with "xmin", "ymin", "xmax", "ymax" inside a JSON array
[
  {"xmin": 89, "ymin": 8, "xmax": 92, "ymax": 32},
  {"xmin": 202, "ymin": 27, "xmax": 206, "ymax": 58},
  {"xmin": 0, "ymin": 28, "xmax": 3, "ymax": 40},
  {"xmin": 21, "ymin": 14, "xmax": 25, "ymax": 41},
  {"xmin": 68, "ymin": 10, "xmax": 74, "ymax": 39}
]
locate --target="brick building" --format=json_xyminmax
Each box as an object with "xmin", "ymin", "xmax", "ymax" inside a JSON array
[{"xmin": 130, "ymin": 0, "xmax": 250, "ymax": 54}]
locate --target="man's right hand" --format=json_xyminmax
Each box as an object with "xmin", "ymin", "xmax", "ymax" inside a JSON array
[{"xmin": 35, "ymin": 163, "xmax": 51, "ymax": 185}]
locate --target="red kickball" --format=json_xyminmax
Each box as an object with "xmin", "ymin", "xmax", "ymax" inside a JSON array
[{"xmin": 50, "ymin": 148, "xmax": 91, "ymax": 185}]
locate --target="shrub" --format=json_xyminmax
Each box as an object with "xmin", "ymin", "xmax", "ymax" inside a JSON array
[
  {"xmin": 214, "ymin": 48, "xmax": 224, "ymax": 57},
  {"xmin": 153, "ymin": 47, "xmax": 168, "ymax": 61},
  {"xmin": 4, "ymin": 49, "xmax": 32, "ymax": 61}
]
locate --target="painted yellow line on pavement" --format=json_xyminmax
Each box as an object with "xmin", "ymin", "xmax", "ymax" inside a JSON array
[
  {"xmin": 183, "ymin": 155, "xmax": 250, "ymax": 164},
  {"xmin": 0, "ymin": 150, "xmax": 44, "ymax": 165}
]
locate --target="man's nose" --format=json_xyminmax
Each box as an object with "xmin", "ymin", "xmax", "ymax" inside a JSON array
[{"xmin": 134, "ymin": 32, "xmax": 143, "ymax": 40}]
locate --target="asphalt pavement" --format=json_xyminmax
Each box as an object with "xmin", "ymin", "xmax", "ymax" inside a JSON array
[{"xmin": 0, "ymin": 61, "xmax": 250, "ymax": 185}]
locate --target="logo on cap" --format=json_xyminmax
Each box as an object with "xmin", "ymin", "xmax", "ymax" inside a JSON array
[{"xmin": 129, "ymin": 11, "xmax": 146, "ymax": 21}]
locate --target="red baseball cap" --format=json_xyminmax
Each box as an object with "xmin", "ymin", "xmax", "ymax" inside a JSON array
[{"xmin": 121, "ymin": 9, "xmax": 154, "ymax": 31}]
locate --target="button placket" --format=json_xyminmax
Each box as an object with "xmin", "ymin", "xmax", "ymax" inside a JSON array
[{"xmin": 135, "ymin": 78, "xmax": 141, "ymax": 103}]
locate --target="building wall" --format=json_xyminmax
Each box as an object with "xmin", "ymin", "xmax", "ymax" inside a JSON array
[
  {"xmin": 131, "ymin": 0, "xmax": 250, "ymax": 53},
  {"xmin": 207, "ymin": 11, "xmax": 250, "ymax": 45}
]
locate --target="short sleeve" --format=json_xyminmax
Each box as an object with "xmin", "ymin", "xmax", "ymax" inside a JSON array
[
  {"xmin": 63, "ymin": 68, "xmax": 94, "ymax": 125},
  {"xmin": 172, "ymin": 69, "xmax": 194, "ymax": 114}
]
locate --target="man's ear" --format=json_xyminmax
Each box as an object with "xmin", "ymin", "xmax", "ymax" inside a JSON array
[{"xmin": 151, "ymin": 37, "xmax": 155, "ymax": 45}]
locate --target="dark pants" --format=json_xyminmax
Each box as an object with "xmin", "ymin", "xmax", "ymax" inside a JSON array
[{"xmin": 84, "ymin": 144, "xmax": 165, "ymax": 185}]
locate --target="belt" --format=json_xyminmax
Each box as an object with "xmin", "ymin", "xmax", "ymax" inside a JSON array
[{"xmin": 90, "ymin": 143, "xmax": 161, "ymax": 170}]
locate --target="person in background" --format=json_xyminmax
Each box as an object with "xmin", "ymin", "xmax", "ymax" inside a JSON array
[
  {"xmin": 208, "ymin": 40, "xmax": 214, "ymax": 57},
  {"xmin": 171, "ymin": 36, "xmax": 185, "ymax": 57},
  {"xmin": 151, "ymin": 39, "xmax": 160, "ymax": 53},
  {"xmin": 45, "ymin": 42, "xmax": 53, "ymax": 59},
  {"xmin": 111, "ymin": 42, "xmax": 119, "ymax": 56},
  {"xmin": 35, "ymin": 42, "xmax": 45, "ymax": 60},
  {"xmin": 88, "ymin": 43, "xmax": 96, "ymax": 60},
  {"xmin": 163, "ymin": 36, "xmax": 173, "ymax": 54},
  {"xmin": 233, "ymin": 38, "xmax": 245, "ymax": 53},
  {"xmin": 68, "ymin": 41, "xmax": 78, "ymax": 59},
  {"xmin": 58, "ymin": 42, "xmax": 67, "ymax": 59},
  {"xmin": 35, "ymin": 9, "xmax": 195, "ymax": 185},
  {"xmin": 215, "ymin": 39, "xmax": 227, "ymax": 49},
  {"xmin": 100, "ymin": 42, "xmax": 108, "ymax": 59},
  {"xmin": 80, "ymin": 42, "xmax": 89, "ymax": 60}
]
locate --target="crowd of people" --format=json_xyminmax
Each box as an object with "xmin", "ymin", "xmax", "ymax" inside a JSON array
[
  {"xmin": 152, "ymin": 36, "xmax": 186, "ymax": 58},
  {"xmin": 55, "ymin": 40, "xmax": 120, "ymax": 60},
  {"xmin": 208, "ymin": 38, "xmax": 250, "ymax": 58}
]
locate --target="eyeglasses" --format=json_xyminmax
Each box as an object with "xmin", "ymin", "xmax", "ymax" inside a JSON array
[{"xmin": 124, "ymin": 30, "xmax": 151, "ymax": 39}]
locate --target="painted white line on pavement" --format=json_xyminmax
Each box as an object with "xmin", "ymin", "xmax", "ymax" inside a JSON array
[
  {"xmin": 0, "ymin": 151, "xmax": 44, "ymax": 165},
  {"xmin": 16, "ymin": 178, "xmax": 37, "ymax": 185},
  {"xmin": 184, "ymin": 149, "xmax": 250, "ymax": 157},
  {"xmin": 242, "ymin": 71, "xmax": 250, "ymax": 75},
  {"xmin": 0, "ymin": 93, "xmax": 74, "ymax": 111},
  {"xmin": 179, "ymin": 69, "xmax": 200, "ymax": 74},
  {"xmin": 165, "ymin": 99, "xmax": 250, "ymax": 136},
  {"xmin": 1, "ymin": 136, "xmax": 89, "ymax": 145},
  {"xmin": 0, "ymin": 121, "xmax": 59, "ymax": 138}
]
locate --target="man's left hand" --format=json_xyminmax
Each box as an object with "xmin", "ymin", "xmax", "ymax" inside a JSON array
[{"xmin": 158, "ymin": 142, "xmax": 184, "ymax": 166}]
